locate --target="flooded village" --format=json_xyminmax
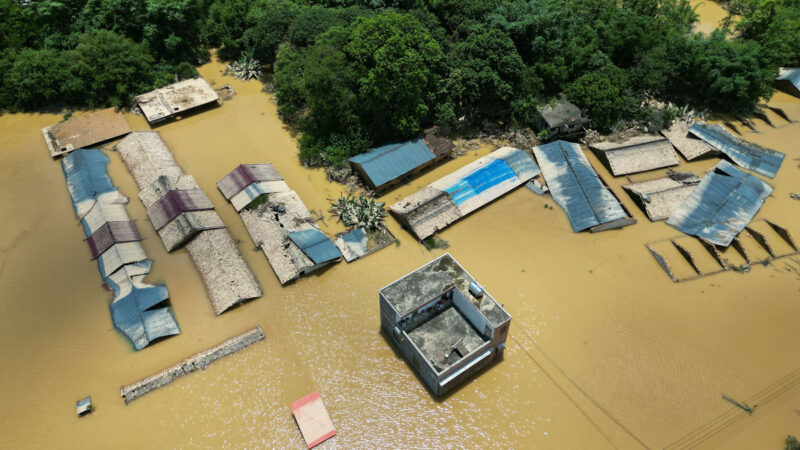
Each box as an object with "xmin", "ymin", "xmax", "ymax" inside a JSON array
[{"xmin": 1, "ymin": 1, "xmax": 800, "ymax": 448}]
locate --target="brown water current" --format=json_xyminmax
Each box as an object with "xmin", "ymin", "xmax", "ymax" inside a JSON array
[{"xmin": 1, "ymin": 19, "xmax": 799, "ymax": 449}]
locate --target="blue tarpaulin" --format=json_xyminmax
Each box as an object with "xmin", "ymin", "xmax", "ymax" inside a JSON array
[
  {"xmin": 349, "ymin": 139, "xmax": 435, "ymax": 189},
  {"xmin": 288, "ymin": 229, "xmax": 342, "ymax": 265},
  {"xmin": 666, "ymin": 160, "xmax": 773, "ymax": 247},
  {"xmin": 534, "ymin": 140, "xmax": 630, "ymax": 232},
  {"xmin": 688, "ymin": 123, "xmax": 785, "ymax": 178},
  {"xmin": 444, "ymin": 159, "xmax": 517, "ymax": 206}
]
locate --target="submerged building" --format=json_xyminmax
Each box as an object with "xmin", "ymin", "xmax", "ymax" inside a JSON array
[
  {"xmin": 688, "ymin": 123, "xmax": 785, "ymax": 178},
  {"xmin": 589, "ymin": 135, "xmax": 679, "ymax": 176},
  {"xmin": 390, "ymin": 147, "xmax": 538, "ymax": 240},
  {"xmin": 42, "ymin": 108, "xmax": 131, "ymax": 158},
  {"xmin": 775, "ymin": 67, "xmax": 800, "ymax": 98},
  {"xmin": 380, "ymin": 254, "xmax": 511, "ymax": 395},
  {"xmin": 348, "ymin": 138, "xmax": 450, "ymax": 193},
  {"xmin": 535, "ymin": 97, "xmax": 590, "ymax": 140},
  {"xmin": 134, "ymin": 78, "xmax": 220, "ymax": 124}
]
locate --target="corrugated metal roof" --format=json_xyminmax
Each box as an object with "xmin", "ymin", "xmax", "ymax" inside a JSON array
[
  {"xmin": 688, "ymin": 123, "xmax": 785, "ymax": 178},
  {"xmin": 534, "ymin": 140, "xmax": 630, "ymax": 232},
  {"xmin": 80, "ymin": 191, "xmax": 131, "ymax": 234},
  {"xmin": 147, "ymin": 189, "xmax": 215, "ymax": 231},
  {"xmin": 158, "ymin": 210, "xmax": 225, "ymax": 251},
  {"xmin": 349, "ymin": 139, "xmax": 435, "ymax": 188},
  {"xmin": 288, "ymin": 229, "xmax": 342, "ymax": 265},
  {"xmin": 106, "ymin": 261, "xmax": 179, "ymax": 351},
  {"xmin": 217, "ymin": 164, "xmax": 284, "ymax": 200},
  {"xmin": 776, "ymin": 67, "xmax": 800, "ymax": 97},
  {"xmin": 86, "ymin": 221, "xmax": 143, "ymax": 259},
  {"xmin": 61, "ymin": 149, "xmax": 115, "ymax": 213},
  {"xmin": 488, "ymin": 146, "xmax": 541, "ymax": 180},
  {"xmin": 666, "ymin": 160, "xmax": 773, "ymax": 246},
  {"xmin": 590, "ymin": 136, "xmax": 679, "ymax": 176},
  {"xmin": 97, "ymin": 242, "xmax": 148, "ymax": 278},
  {"xmin": 230, "ymin": 180, "xmax": 291, "ymax": 211}
]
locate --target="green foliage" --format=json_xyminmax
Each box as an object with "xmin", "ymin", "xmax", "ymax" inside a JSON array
[
  {"xmin": 787, "ymin": 435, "xmax": 800, "ymax": 450},
  {"xmin": 329, "ymin": 194, "xmax": 387, "ymax": 231},
  {"xmin": 730, "ymin": 0, "xmax": 800, "ymax": 66}
]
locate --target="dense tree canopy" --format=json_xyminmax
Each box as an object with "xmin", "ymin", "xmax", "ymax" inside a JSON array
[{"xmin": 1, "ymin": 0, "xmax": 795, "ymax": 166}]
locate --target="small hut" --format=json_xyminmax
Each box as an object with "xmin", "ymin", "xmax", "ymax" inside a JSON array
[{"xmin": 536, "ymin": 97, "xmax": 590, "ymax": 140}]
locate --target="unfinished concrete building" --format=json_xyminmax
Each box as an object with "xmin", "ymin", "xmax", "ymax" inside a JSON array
[
  {"xmin": 380, "ymin": 254, "xmax": 511, "ymax": 396},
  {"xmin": 134, "ymin": 78, "xmax": 220, "ymax": 124}
]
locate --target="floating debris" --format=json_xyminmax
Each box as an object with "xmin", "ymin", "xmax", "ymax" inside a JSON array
[
  {"xmin": 42, "ymin": 108, "xmax": 131, "ymax": 158},
  {"xmin": 534, "ymin": 140, "xmax": 635, "ymax": 232},
  {"xmin": 133, "ymin": 78, "xmax": 220, "ymax": 124},
  {"xmin": 291, "ymin": 391, "xmax": 337, "ymax": 448},
  {"xmin": 667, "ymin": 160, "xmax": 772, "ymax": 247},
  {"xmin": 121, "ymin": 327, "xmax": 265, "ymax": 404},
  {"xmin": 76, "ymin": 397, "xmax": 93, "ymax": 417}
]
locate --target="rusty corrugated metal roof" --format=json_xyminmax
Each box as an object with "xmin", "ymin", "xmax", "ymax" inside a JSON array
[
  {"xmin": 147, "ymin": 189, "xmax": 215, "ymax": 231},
  {"xmin": 217, "ymin": 164, "xmax": 284, "ymax": 200},
  {"xmin": 86, "ymin": 221, "xmax": 143, "ymax": 259}
]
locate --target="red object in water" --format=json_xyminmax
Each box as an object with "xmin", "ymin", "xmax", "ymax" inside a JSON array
[{"xmin": 291, "ymin": 391, "xmax": 336, "ymax": 448}]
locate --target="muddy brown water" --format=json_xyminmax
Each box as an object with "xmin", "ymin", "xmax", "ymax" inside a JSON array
[{"xmin": 1, "ymin": 10, "xmax": 799, "ymax": 448}]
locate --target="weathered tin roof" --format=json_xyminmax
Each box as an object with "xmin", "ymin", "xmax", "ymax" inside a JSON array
[
  {"xmin": 390, "ymin": 147, "xmax": 537, "ymax": 239},
  {"xmin": 146, "ymin": 189, "xmax": 215, "ymax": 231},
  {"xmin": 288, "ymin": 229, "xmax": 342, "ymax": 265},
  {"xmin": 230, "ymin": 180, "xmax": 291, "ymax": 211},
  {"xmin": 61, "ymin": 149, "xmax": 115, "ymax": 212},
  {"xmin": 42, "ymin": 108, "xmax": 131, "ymax": 158},
  {"xmin": 534, "ymin": 140, "xmax": 634, "ymax": 232},
  {"xmin": 688, "ymin": 123, "xmax": 785, "ymax": 178},
  {"xmin": 86, "ymin": 221, "xmax": 143, "ymax": 259},
  {"xmin": 775, "ymin": 67, "xmax": 800, "ymax": 97},
  {"xmin": 590, "ymin": 135, "xmax": 679, "ymax": 176},
  {"xmin": 134, "ymin": 78, "xmax": 219, "ymax": 124},
  {"xmin": 661, "ymin": 121, "xmax": 717, "ymax": 161},
  {"xmin": 666, "ymin": 160, "xmax": 773, "ymax": 246},
  {"xmin": 217, "ymin": 164, "xmax": 285, "ymax": 200},
  {"xmin": 97, "ymin": 242, "xmax": 148, "ymax": 278},
  {"xmin": 349, "ymin": 139, "xmax": 435, "ymax": 189},
  {"xmin": 106, "ymin": 261, "xmax": 179, "ymax": 351},
  {"xmin": 622, "ymin": 172, "xmax": 700, "ymax": 221},
  {"xmin": 334, "ymin": 228, "xmax": 396, "ymax": 262}
]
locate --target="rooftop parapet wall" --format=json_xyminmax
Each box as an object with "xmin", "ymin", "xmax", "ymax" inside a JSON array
[
  {"xmin": 121, "ymin": 327, "xmax": 265, "ymax": 404},
  {"xmin": 589, "ymin": 135, "xmax": 679, "ymax": 176},
  {"xmin": 133, "ymin": 78, "xmax": 220, "ymax": 124},
  {"xmin": 42, "ymin": 108, "xmax": 131, "ymax": 158}
]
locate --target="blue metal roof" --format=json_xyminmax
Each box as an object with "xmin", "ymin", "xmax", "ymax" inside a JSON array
[
  {"xmin": 349, "ymin": 139, "xmax": 434, "ymax": 188},
  {"xmin": 444, "ymin": 159, "xmax": 517, "ymax": 206},
  {"xmin": 288, "ymin": 229, "xmax": 342, "ymax": 265},
  {"xmin": 688, "ymin": 123, "xmax": 785, "ymax": 178},
  {"xmin": 666, "ymin": 160, "xmax": 773, "ymax": 247},
  {"xmin": 61, "ymin": 149, "xmax": 115, "ymax": 210},
  {"xmin": 776, "ymin": 67, "xmax": 800, "ymax": 97},
  {"xmin": 534, "ymin": 140, "xmax": 629, "ymax": 232}
]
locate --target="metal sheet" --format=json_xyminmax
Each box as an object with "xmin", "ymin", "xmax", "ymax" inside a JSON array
[
  {"xmin": 776, "ymin": 67, "xmax": 800, "ymax": 97},
  {"xmin": 348, "ymin": 139, "xmax": 435, "ymax": 189},
  {"xmin": 688, "ymin": 123, "xmax": 785, "ymax": 178},
  {"xmin": 230, "ymin": 180, "xmax": 292, "ymax": 211},
  {"xmin": 86, "ymin": 221, "xmax": 143, "ymax": 259},
  {"xmin": 217, "ymin": 164, "xmax": 284, "ymax": 200},
  {"xmin": 106, "ymin": 261, "xmax": 179, "ymax": 350},
  {"xmin": 534, "ymin": 140, "xmax": 629, "ymax": 232},
  {"xmin": 61, "ymin": 149, "xmax": 116, "ymax": 214},
  {"xmin": 97, "ymin": 242, "xmax": 148, "ymax": 278},
  {"xmin": 287, "ymin": 229, "xmax": 342, "ymax": 265},
  {"xmin": 147, "ymin": 189, "xmax": 215, "ymax": 231},
  {"xmin": 666, "ymin": 160, "xmax": 773, "ymax": 246}
]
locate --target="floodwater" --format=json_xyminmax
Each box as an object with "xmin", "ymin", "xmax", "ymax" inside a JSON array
[{"xmin": 1, "ymin": 15, "xmax": 799, "ymax": 450}]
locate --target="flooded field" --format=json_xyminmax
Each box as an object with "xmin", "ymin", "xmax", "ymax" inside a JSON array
[{"xmin": 1, "ymin": 10, "xmax": 799, "ymax": 448}]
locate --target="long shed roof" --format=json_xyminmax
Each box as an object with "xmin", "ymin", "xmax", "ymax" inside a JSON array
[
  {"xmin": 688, "ymin": 123, "xmax": 785, "ymax": 178},
  {"xmin": 534, "ymin": 140, "xmax": 634, "ymax": 232},
  {"xmin": 42, "ymin": 108, "xmax": 131, "ymax": 158},
  {"xmin": 62, "ymin": 149, "xmax": 115, "ymax": 212},
  {"xmin": 589, "ymin": 135, "xmax": 679, "ymax": 176},
  {"xmin": 116, "ymin": 132, "xmax": 183, "ymax": 189},
  {"xmin": 666, "ymin": 160, "xmax": 773, "ymax": 246},
  {"xmin": 389, "ymin": 147, "xmax": 537, "ymax": 240},
  {"xmin": 349, "ymin": 139, "xmax": 435, "ymax": 189}
]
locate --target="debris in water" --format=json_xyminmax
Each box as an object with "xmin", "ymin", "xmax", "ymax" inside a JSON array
[
  {"xmin": 291, "ymin": 391, "xmax": 336, "ymax": 448},
  {"xmin": 76, "ymin": 397, "xmax": 93, "ymax": 417}
]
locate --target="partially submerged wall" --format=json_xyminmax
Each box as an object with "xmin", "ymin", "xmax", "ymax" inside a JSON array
[{"xmin": 121, "ymin": 327, "xmax": 265, "ymax": 404}]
